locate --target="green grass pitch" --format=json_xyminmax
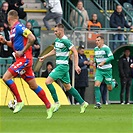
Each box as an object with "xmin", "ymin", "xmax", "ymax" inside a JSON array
[{"xmin": 0, "ymin": 104, "xmax": 133, "ymax": 133}]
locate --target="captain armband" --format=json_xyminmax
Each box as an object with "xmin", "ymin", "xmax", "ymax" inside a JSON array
[{"xmin": 23, "ymin": 28, "xmax": 32, "ymax": 38}]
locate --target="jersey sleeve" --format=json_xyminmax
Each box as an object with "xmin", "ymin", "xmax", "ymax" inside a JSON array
[
  {"xmin": 16, "ymin": 24, "xmax": 32, "ymax": 38},
  {"xmin": 105, "ymin": 47, "xmax": 114, "ymax": 63},
  {"xmin": 64, "ymin": 39, "xmax": 74, "ymax": 50},
  {"xmin": 106, "ymin": 47, "xmax": 113, "ymax": 57}
]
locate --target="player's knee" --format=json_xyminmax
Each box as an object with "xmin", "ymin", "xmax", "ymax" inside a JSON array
[
  {"xmin": 2, "ymin": 75, "xmax": 8, "ymax": 82},
  {"xmin": 45, "ymin": 78, "xmax": 53, "ymax": 85},
  {"xmin": 29, "ymin": 84, "xmax": 37, "ymax": 90}
]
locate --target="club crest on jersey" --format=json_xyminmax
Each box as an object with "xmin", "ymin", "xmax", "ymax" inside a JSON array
[{"xmin": 55, "ymin": 42, "xmax": 64, "ymax": 48}]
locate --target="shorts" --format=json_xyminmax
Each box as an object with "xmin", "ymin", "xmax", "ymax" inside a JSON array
[
  {"xmin": 49, "ymin": 64, "xmax": 70, "ymax": 84},
  {"xmin": 95, "ymin": 68, "xmax": 112, "ymax": 85},
  {"xmin": 8, "ymin": 58, "xmax": 35, "ymax": 82}
]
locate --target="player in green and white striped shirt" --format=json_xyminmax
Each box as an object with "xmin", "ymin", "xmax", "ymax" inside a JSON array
[
  {"xmin": 39, "ymin": 23, "xmax": 88, "ymax": 114},
  {"xmin": 93, "ymin": 36, "xmax": 118, "ymax": 109}
]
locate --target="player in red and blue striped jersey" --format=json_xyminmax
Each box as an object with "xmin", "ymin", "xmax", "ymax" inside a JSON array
[{"xmin": 0, "ymin": 10, "xmax": 54, "ymax": 119}]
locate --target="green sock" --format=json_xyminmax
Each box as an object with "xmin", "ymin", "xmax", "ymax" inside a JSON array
[
  {"xmin": 95, "ymin": 86, "xmax": 101, "ymax": 103},
  {"xmin": 68, "ymin": 87, "xmax": 84, "ymax": 104},
  {"xmin": 46, "ymin": 84, "xmax": 58, "ymax": 102},
  {"xmin": 111, "ymin": 81, "xmax": 115, "ymax": 89}
]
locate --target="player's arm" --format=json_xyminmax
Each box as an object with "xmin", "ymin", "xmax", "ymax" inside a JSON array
[
  {"xmin": 0, "ymin": 35, "xmax": 13, "ymax": 47},
  {"xmin": 105, "ymin": 55, "xmax": 114, "ymax": 63},
  {"xmin": 16, "ymin": 29, "xmax": 35, "ymax": 57},
  {"xmin": 39, "ymin": 49, "xmax": 56, "ymax": 62},
  {"xmin": 105, "ymin": 48, "xmax": 114, "ymax": 63},
  {"xmin": 70, "ymin": 46, "xmax": 81, "ymax": 74}
]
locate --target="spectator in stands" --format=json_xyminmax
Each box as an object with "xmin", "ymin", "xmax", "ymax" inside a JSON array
[
  {"xmin": 41, "ymin": 0, "xmax": 63, "ymax": 30},
  {"xmin": 110, "ymin": 5, "xmax": 133, "ymax": 50},
  {"xmin": 6, "ymin": 0, "xmax": 26, "ymax": 19},
  {"xmin": 88, "ymin": 14, "xmax": 102, "ymax": 30},
  {"xmin": 87, "ymin": 13, "xmax": 102, "ymax": 43},
  {"xmin": 74, "ymin": 45, "xmax": 89, "ymax": 104},
  {"xmin": 118, "ymin": 48, "xmax": 133, "ymax": 104},
  {"xmin": 26, "ymin": 22, "xmax": 40, "ymax": 57},
  {"xmin": 70, "ymin": 0, "xmax": 89, "ymax": 29},
  {"xmin": 0, "ymin": 2, "xmax": 9, "ymax": 28},
  {"xmin": 0, "ymin": 22, "xmax": 13, "ymax": 57},
  {"xmin": 41, "ymin": 61, "xmax": 53, "ymax": 78}
]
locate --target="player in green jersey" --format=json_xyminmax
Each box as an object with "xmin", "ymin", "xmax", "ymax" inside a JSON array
[
  {"xmin": 39, "ymin": 23, "xmax": 88, "ymax": 113},
  {"xmin": 93, "ymin": 36, "xmax": 118, "ymax": 109}
]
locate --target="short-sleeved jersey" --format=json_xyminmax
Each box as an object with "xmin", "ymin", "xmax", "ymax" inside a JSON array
[
  {"xmin": 54, "ymin": 35, "xmax": 74, "ymax": 65},
  {"xmin": 10, "ymin": 21, "xmax": 32, "ymax": 60},
  {"xmin": 94, "ymin": 44, "xmax": 113, "ymax": 69}
]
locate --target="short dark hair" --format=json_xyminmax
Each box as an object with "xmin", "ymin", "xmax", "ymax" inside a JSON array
[
  {"xmin": 55, "ymin": 23, "xmax": 64, "ymax": 29},
  {"xmin": 46, "ymin": 61, "xmax": 53, "ymax": 67},
  {"xmin": 97, "ymin": 35, "xmax": 104, "ymax": 40},
  {"xmin": 78, "ymin": 45, "xmax": 85, "ymax": 50}
]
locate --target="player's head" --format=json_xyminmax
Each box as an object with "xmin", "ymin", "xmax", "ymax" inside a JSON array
[
  {"xmin": 7, "ymin": 10, "xmax": 19, "ymax": 26},
  {"xmin": 96, "ymin": 35, "xmax": 104, "ymax": 47},
  {"xmin": 54, "ymin": 23, "xmax": 64, "ymax": 38},
  {"xmin": 78, "ymin": 45, "xmax": 85, "ymax": 55}
]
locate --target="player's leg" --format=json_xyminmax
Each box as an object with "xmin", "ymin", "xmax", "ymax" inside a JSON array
[
  {"xmin": 27, "ymin": 78, "xmax": 51, "ymax": 108},
  {"xmin": 3, "ymin": 70, "xmax": 22, "ymax": 103},
  {"xmin": 104, "ymin": 69, "xmax": 118, "ymax": 91},
  {"xmin": 23, "ymin": 66, "xmax": 54, "ymax": 119},
  {"xmin": 3, "ymin": 66, "xmax": 24, "ymax": 113},
  {"xmin": 63, "ymin": 83, "xmax": 88, "ymax": 113},
  {"xmin": 45, "ymin": 76, "xmax": 60, "ymax": 112},
  {"xmin": 62, "ymin": 72, "xmax": 88, "ymax": 113},
  {"xmin": 45, "ymin": 76, "xmax": 58, "ymax": 103},
  {"xmin": 45, "ymin": 65, "xmax": 68, "ymax": 105},
  {"xmin": 26, "ymin": 78, "xmax": 54, "ymax": 119},
  {"xmin": 94, "ymin": 69, "xmax": 103, "ymax": 109}
]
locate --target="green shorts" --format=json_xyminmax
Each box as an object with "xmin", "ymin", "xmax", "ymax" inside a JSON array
[
  {"xmin": 49, "ymin": 64, "xmax": 70, "ymax": 84},
  {"xmin": 95, "ymin": 68, "xmax": 112, "ymax": 85}
]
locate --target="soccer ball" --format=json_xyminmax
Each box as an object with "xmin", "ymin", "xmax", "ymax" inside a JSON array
[{"xmin": 8, "ymin": 100, "xmax": 17, "ymax": 110}]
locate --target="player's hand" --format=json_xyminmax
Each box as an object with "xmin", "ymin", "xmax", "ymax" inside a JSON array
[
  {"xmin": 75, "ymin": 66, "xmax": 81, "ymax": 75},
  {"xmin": 38, "ymin": 56, "xmax": 46, "ymax": 62},
  {"xmin": 15, "ymin": 50, "xmax": 24, "ymax": 57},
  {"xmin": 98, "ymin": 61, "xmax": 105, "ymax": 67}
]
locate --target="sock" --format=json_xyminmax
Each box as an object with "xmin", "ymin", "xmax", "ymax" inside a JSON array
[
  {"xmin": 5, "ymin": 79, "xmax": 22, "ymax": 102},
  {"xmin": 111, "ymin": 81, "xmax": 115, "ymax": 89},
  {"xmin": 46, "ymin": 84, "xmax": 58, "ymax": 103},
  {"xmin": 34, "ymin": 86, "xmax": 51, "ymax": 109},
  {"xmin": 95, "ymin": 86, "xmax": 101, "ymax": 103},
  {"xmin": 68, "ymin": 87, "xmax": 84, "ymax": 105}
]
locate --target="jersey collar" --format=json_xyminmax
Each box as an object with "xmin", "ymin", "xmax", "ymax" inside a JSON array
[{"xmin": 11, "ymin": 21, "xmax": 20, "ymax": 30}]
